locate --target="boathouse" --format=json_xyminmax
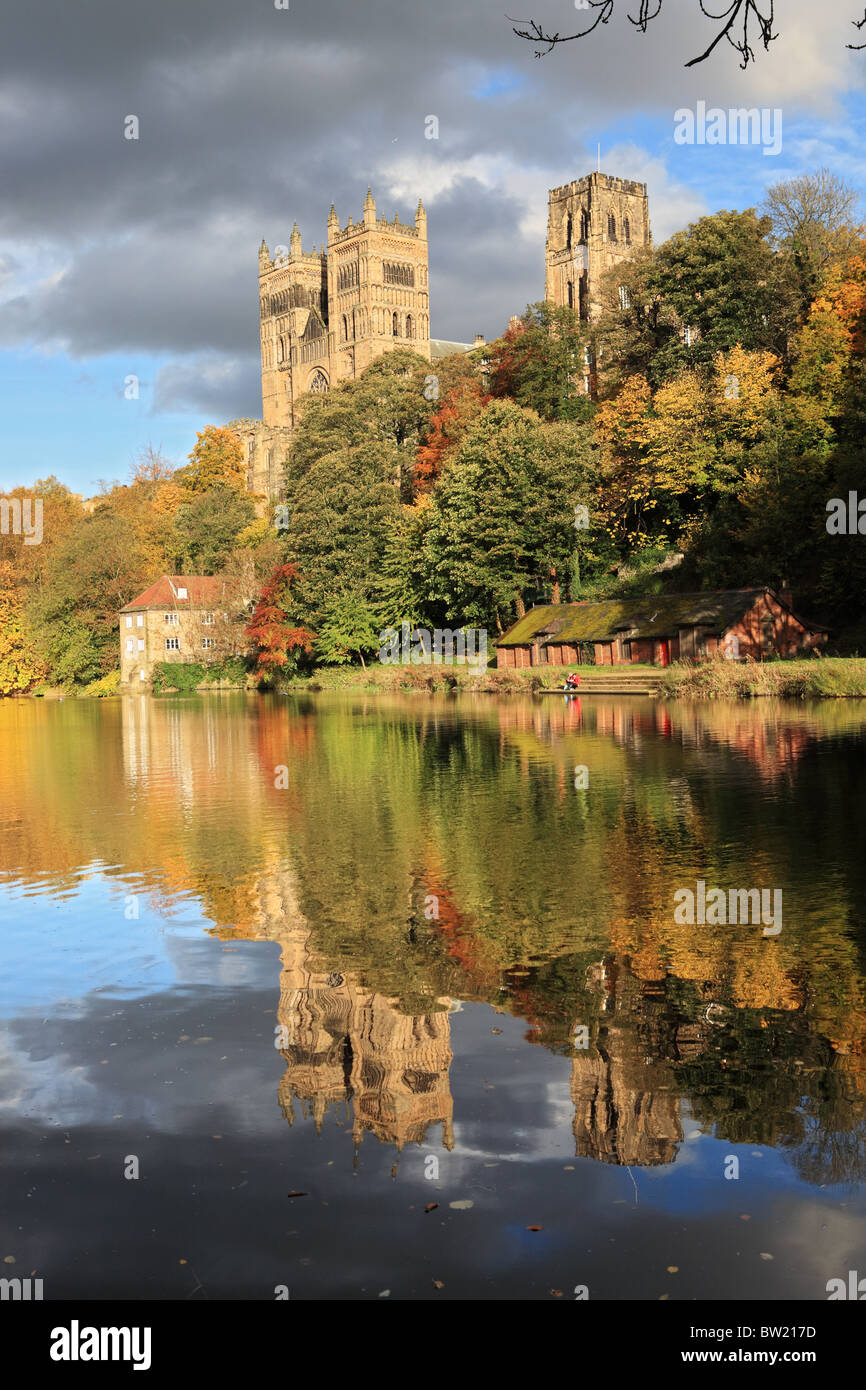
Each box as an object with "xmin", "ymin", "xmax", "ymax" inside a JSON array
[{"xmin": 495, "ymin": 589, "xmax": 827, "ymax": 669}]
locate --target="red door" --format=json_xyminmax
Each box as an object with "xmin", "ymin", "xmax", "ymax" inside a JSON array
[{"xmin": 658, "ymin": 640, "xmax": 670, "ymax": 667}]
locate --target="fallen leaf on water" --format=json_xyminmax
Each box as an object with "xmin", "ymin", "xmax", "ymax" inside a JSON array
[
  {"xmin": 491, "ymin": 1028, "xmax": 502, "ymax": 1034},
  {"xmin": 760, "ymin": 1252, "xmax": 774, "ymax": 1260},
  {"xmin": 432, "ymin": 1280, "xmax": 444, "ymax": 1289},
  {"xmin": 667, "ymin": 1266, "xmax": 679, "ymax": 1274},
  {"xmin": 4, "ymin": 1256, "xmax": 15, "ymax": 1265},
  {"xmin": 550, "ymin": 1289, "xmax": 563, "ymax": 1297},
  {"xmin": 378, "ymin": 1289, "xmax": 390, "ymax": 1298},
  {"xmin": 740, "ymin": 1214, "xmax": 751, "ymax": 1221},
  {"xmin": 449, "ymin": 1200, "xmax": 473, "ymax": 1210},
  {"xmin": 287, "ymin": 1191, "xmax": 308, "ymax": 1199},
  {"xmin": 659, "ymin": 1293, "xmax": 669, "ymax": 1301},
  {"xmin": 424, "ymin": 1203, "xmax": 438, "ymax": 1213},
  {"xmin": 526, "ymin": 1225, "xmax": 543, "ymax": 1232}
]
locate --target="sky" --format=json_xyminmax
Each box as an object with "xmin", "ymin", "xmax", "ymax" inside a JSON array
[{"xmin": 2, "ymin": 0, "xmax": 866, "ymax": 496}]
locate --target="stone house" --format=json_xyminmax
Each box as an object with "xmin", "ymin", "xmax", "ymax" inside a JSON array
[
  {"xmin": 118, "ymin": 575, "xmax": 241, "ymax": 689},
  {"xmin": 495, "ymin": 589, "xmax": 828, "ymax": 669}
]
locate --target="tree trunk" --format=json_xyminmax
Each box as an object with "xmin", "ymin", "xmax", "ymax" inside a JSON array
[
  {"xmin": 515, "ymin": 593, "xmax": 526, "ymax": 619},
  {"xmin": 359, "ymin": 651, "xmax": 366, "ymax": 671}
]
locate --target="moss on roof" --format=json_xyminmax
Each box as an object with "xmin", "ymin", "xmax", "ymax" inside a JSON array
[{"xmin": 497, "ymin": 590, "xmax": 771, "ymax": 647}]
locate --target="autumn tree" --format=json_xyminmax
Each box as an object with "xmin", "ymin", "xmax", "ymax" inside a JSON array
[
  {"xmin": 177, "ymin": 425, "xmax": 246, "ymax": 494},
  {"xmin": 245, "ymin": 562, "xmax": 315, "ymax": 679}
]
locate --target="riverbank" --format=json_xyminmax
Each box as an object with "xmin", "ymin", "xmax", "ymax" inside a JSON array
[{"xmin": 22, "ymin": 656, "xmax": 866, "ymax": 700}]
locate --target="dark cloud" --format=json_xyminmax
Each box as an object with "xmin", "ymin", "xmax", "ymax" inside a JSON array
[{"xmin": 0, "ymin": 0, "xmax": 853, "ymax": 419}]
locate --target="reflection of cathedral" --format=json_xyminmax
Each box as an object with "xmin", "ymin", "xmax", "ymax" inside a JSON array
[
  {"xmin": 570, "ymin": 958, "xmax": 683, "ymax": 1166},
  {"xmin": 221, "ymin": 861, "xmax": 455, "ymax": 1153}
]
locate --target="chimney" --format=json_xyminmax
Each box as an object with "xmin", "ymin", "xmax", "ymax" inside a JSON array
[{"xmin": 473, "ymin": 334, "xmax": 485, "ymax": 347}]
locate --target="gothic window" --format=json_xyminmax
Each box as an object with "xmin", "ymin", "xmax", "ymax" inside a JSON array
[
  {"xmin": 566, "ymin": 213, "xmax": 573, "ymax": 250},
  {"xmin": 352, "ymin": 309, "xmax": 357, "ymax": 339},
  {"xmin": 578, "ymin": 271, "xmax": 589, "ymax": 321},
  {"xmin": 580, "ymin": 209, "xmax": 589, "ymax": 241},
  {"xmin": 567, "ymin": 280, "xmax": 574, "ymax": 309},
  {"xmin": 406, "ymin": 313, "xmax": 414, "ymax": 339},
  {"xmin": 384, "ymin": 262, "xmax": 415, "ymax": 287},
  {"xmin": 309, "ymin": 370, "xmax": 329, "ymax": 392},
  {"xmin": 342, "ymin": 315, "xmax": 348, "ymax": 342},
  {"xmin": 624, "ymin": 217, "xmax": 631, "ymax": 245},
  {"xmin": 618, "ymin": 284, "xmax": 631, "ymax": 310},
  {"xmin": 608, "ymin": 213, "xmax": 617, "ymax": 241},
  {"xmin": 392, "ymin": 311, "xmax": 399, "ymax": 337}
]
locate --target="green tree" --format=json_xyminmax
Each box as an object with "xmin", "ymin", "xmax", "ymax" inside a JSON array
[
  {"xmin": 170, "ymin": 486, "xmax": 256, "ymax": 574},
  {"xmin": 315, "ymin": 592, "xmax": 381, "ymax": 669},
  {"xmin": 486, "ymin": 302, "xmax": 595, "ymax": 421}
]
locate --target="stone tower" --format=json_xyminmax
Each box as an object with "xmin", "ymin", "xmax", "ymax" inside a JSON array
[
  {"xmin": 545, "ymin": 172, "xmax": 650, "ymax": 320},
  {"xmin": 257, "ymin": 190, "xmax": 430, "ymax": 431},
  {"xmin": 326, "ymin": 188, "xmax": 430, "ymax": 386},
  {"xmin": 258, "ymin": 225, "xmax": 329, "ymax": 430}
]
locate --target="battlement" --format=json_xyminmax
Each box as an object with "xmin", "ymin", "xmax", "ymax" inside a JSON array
[
  {"xmin": 549, "ymin": 172, "xmax": 648, "ymax": 201},
  {"xmin": 330, "ymin": 214, "xmax": 419, "ymax": 244}
]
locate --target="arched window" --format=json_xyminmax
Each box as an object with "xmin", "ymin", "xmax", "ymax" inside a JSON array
[
  {"xmin": 608, "ymin": 213, "xmax": 617, "ymax": 241},
  {"xmin": 566, "ymin": 213, "xmax": 573, "ymax": 250},
  {"xmin": 352, "ymin": 309, "xmax": 357, "ymax": 340},
  {"xmin": 567, "ymin": 281, "xmax": 574, "ymax": 309},
  {"xmin": 580, "ymin": 209, "xmax": 589, "ymax": 241},
  {"xmin": 342, "ymin": 315, "xmax": 348, "ymax": 342},
  {"xmin": 624, "ymin": 217, "xmax": 631, "ymax": 246},
  {"xmin": 309, "ymin": 370, "xmax": 329, "ymax": 393},
  {"xmin": 392, "ymin": 311, "xmax": 399, "ymax": 337},
  {"xmin": 406, "ymin": 314, "xmax": 414, "ymax": 339}
]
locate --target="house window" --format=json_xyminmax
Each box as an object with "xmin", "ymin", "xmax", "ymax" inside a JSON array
[
  {"xmin": 622, "ymin": 641, "xmax": 632, "ymax": 660},
  {"xmin": 137, "ymin": 639, "xmax": 145, "ymax": 652},
  {"xmin": 165, "ymin": 637, "xmax": 180, "ymax": 651},
  {"xmin": 139, "ymin": 669, "xmax": 146, "ymax": 681},
  {"xmin": 126, "ymin": 639, "xmax": 134, "ymax": 653},
  {"xmin": 608, "ymin": 213, "xmax": 617, "ymax": 241},
  {"xmin": 164, "ymin": 613, "xmax": 179, "ymax": 625},
  {"xmin": 136, "ymin": 615, "xmax": 143, "ymax": 627},
  {"xmin": 201, "ymin": 613, "xmax": 214, "ymax": 625},
  {"xmin": 566, "ymin": 213, "xmax": 573, "ymax": 250},
  {"xmin": 125, "ymin": 616, "xmax": 132, "ymax": 628},
  {"xmin": 177, "ymin": 587, "xmax": 187, "ymax": 599},
  {"xmin": 202, "ymin": 638, "xmax": 215, "ymax": 650},
  {"xmin": 618, "ymin": 285, "xmax": 631, "ymax": 310}
]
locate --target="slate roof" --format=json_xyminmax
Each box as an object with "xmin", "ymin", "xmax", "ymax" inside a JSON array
[
  {"xmin": 429, "ymin": 339, "xmax": 475, "ymax": 360},
  {"xmin": 496, "ymin": 589, "xmax": 823, "ymax": 647},
  {"xmin": 120, "ymin": 575, "xmax": 227, "ymax": 613}
]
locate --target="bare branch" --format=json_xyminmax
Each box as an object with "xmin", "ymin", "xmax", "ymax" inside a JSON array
[
  {"xmin": 509, "ymin": 0, "xmax": 781, "ymax": 67},
  {"xmin": 848, "ymin": 8, "xmax": 866, "ymax": 49}
]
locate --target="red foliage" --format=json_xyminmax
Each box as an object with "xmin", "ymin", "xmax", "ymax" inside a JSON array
[
  {"xmin": 415, "ymin": 380, "xmax": 490, "ymax": 492},
  {"xmin": 246, "ymin": 562, "xmax": 315, "ymax": 674}
]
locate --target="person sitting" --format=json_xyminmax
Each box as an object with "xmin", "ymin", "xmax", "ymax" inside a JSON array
[{"xmin": 563, "ymin": 671, "xmax": 581, "ymax": 691}]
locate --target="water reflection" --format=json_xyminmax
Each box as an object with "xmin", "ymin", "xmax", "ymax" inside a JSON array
[{"xmin": 1, "ymin": 692, "xmax": 865, "ymax": 1192}]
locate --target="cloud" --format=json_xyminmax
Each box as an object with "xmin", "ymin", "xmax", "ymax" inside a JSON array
[{"xmin": 0, "ymin": 0, "xmax": 863, "ymax": 422}]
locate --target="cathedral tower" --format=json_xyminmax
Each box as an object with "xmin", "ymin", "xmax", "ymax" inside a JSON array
[
  {"xmin": 258, "ymin": 190, "xmax": 431, "ymax": 431},
  {"xmin": 326, "ymin": 188, "xmax": 430, "ymax": 384},
  {"xmin": 545, "ymin": 172, "xmax": 650, "ymax": 320}
]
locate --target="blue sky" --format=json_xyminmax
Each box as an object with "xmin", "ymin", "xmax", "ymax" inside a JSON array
[{"xmin": 2, "ymin": 0, "xmax": 865, "ymax": 496}]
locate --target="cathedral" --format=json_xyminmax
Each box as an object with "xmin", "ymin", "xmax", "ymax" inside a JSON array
[{"xmin": 234, "ymin": 172, "xmax": 650, "ymax": 501}]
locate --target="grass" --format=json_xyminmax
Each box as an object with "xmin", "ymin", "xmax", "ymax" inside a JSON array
[{"xmin": 657, "ymin": 657, "xmax": 866, "ymax": 700}]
